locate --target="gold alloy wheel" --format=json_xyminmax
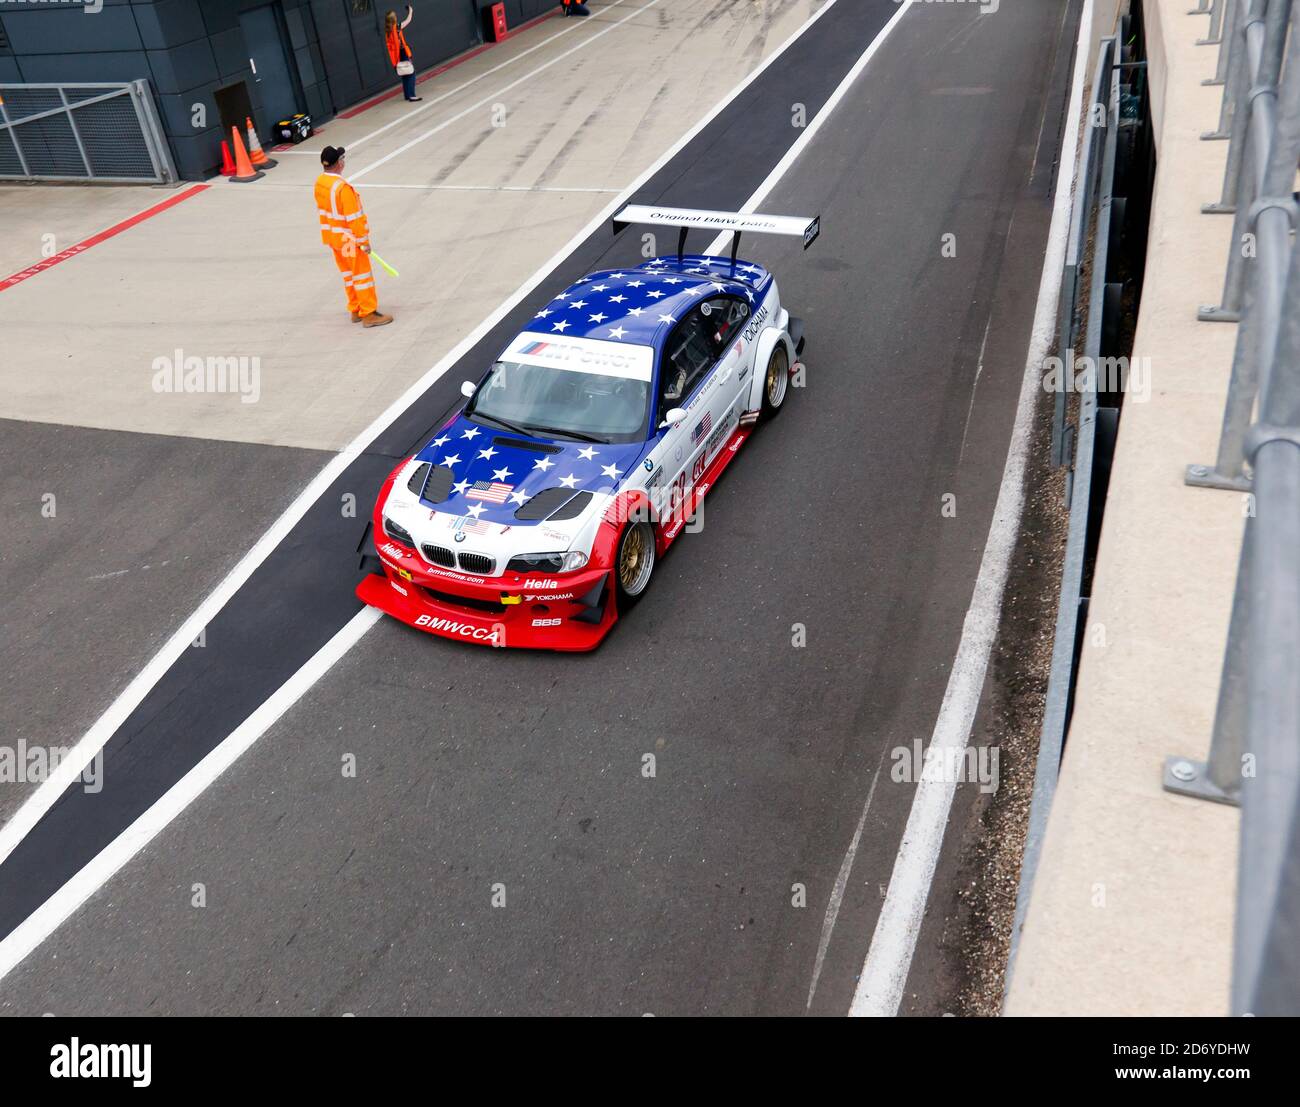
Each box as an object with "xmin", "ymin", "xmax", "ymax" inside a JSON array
[
  {"xmin": 766, "ymin": 346, "xmax": 789, "ymax": 408},
  {"xmin": 617, "ymin": 522, "xmax": 654, "ymax": 595}
]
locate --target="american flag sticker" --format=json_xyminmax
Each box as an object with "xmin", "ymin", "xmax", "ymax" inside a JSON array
[
  {"xmin": 691, "ymin": 411, "xmax": 713, "ymax": 445},
  {"xmin": 465, "ymin": 480, "xmax": 513, "ymax": 503}
]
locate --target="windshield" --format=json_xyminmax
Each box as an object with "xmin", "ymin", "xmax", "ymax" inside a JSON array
[{"xmin": 466, "ymin": 359, "xmax": 650, "ymax": 443}]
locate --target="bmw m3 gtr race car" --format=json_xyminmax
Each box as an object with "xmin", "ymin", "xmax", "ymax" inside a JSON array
[{"xmin": 356, "ymin": 205, "xmax": 817, "ymax": 650}]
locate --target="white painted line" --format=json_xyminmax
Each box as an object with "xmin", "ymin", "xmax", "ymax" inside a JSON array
[
  {"xmin": 0, "ymin": 610, "xmax": 381, "ymax": 983},
  {"xmin": 848, "ymin": 0, "xmax": 1095, "ymax": 1019},
  {"xmin": 0, "ymin": 0, "xmax": 854, "ymax": 982},
  {"xmin": 352, "ymin": 0, "xmax": 657, "ymax": 181},
  {"xmin": 361, "ymin": 183, "xmax": 623, "ymax": 193},
  {"xmin": 807, "ymin": 758, "xmax": 885, "ymax": 1011},
  {"xmin": 704, "ymin": 0, "xmax": 915, "ymax": 256},
  {"xmin": 345, "ymin": 19, "xmax": 578, "ymax": 152}
]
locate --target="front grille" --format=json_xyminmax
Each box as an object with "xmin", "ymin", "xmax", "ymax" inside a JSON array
[
  {"xmin": 423, "ymin": 587, "xmax": 505, "ymax": 615},
  {"xmin": 457, "ymin": 552, "xmax": 495, "ymax": 575},
  {"xmin": 421, "ymin": 544, "xmax": 455, "ymax": 568}
]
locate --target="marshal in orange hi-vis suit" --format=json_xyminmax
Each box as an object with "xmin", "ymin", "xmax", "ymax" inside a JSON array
[{"xmin": 314, "ymin": 145, "xmax": 391, "ymax": 327}]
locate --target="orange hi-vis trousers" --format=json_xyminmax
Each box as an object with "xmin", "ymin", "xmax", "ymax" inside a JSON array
[{"xmin": 332, "ymin": 245, "xmax": 377, "ymax": 317}]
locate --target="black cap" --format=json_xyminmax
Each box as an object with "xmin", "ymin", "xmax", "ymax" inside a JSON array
[{"xmin": 321, "ymin": 145, "xmax": 346, "ymax": 167}]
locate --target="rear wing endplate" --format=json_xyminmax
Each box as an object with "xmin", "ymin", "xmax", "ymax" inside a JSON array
[{"xmin": 611, "ymin": 204, "xmax": 821, "ymax": 269}]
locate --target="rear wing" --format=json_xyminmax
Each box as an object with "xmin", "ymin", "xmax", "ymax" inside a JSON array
[{"xmin": 611, "ymin": 204, "xmax": 821, "ymax": 269}]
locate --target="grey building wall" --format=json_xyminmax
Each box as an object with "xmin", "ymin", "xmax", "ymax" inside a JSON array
[{"xmin": 0, "ymin": 0, "xmax": 541, "ymax": 182}]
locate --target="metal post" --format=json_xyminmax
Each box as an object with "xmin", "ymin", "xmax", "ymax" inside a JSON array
[
  {"xmin": 1235, "ymin": 435, "xmax": 1300, "ymax": 1013},
  {"xmin": 1207, "ymin": 0, "xmax": 1240, "ymax": 84},
  {"xmin": 1204, "ymin": 3, "xmax": 1246, "ymax": 148},
  {"xmin": 1201, "ymin": 0, "xmax": 1229, "ymax": 45},
  {"xmin": 1165, "ymin": 521, "xmax": 1251, "ymax": 804},
  {"xmin": 57, "ymin": 87, "xmax": 93, "ymax": 178},
  {"xmin": 130, "ymin": 79, "xmax": 177, "ymax": 186}
]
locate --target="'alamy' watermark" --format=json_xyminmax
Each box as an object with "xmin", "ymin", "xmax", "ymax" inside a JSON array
[
  {"xmin": 1042, "ymin": 350, "xmax": 1152, "ymax": 403},
  {"xmin": 891, "ymin": 740, "xmax": 1000, "ymax": 794},
  {"xmin": 152, "ymin": 348, "xmax": 261, "ymax": 404},
  {"xmin": 0, "ymin": 740, "xmax": 103, "ymax": 794},
  {"xmin": 0, "ymin": 0, "xmax": 103, "ymax": 12}
]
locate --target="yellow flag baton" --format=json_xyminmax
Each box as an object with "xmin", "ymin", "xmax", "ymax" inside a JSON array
[{"xmin": 370, "ymin": 251, "xmax": 399, "ymax": 278}]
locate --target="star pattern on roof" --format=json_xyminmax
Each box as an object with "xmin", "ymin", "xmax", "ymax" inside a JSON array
[{"xmin": 517, "ymin": 256, "xmax": 772, "ymax": 352}]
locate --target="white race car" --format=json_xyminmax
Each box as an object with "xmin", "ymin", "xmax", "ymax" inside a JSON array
[{"xmin": 357, "ymin": 205, "xmax": 815, "ymax": 650}]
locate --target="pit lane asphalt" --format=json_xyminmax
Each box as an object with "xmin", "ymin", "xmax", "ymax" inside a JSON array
[{"xmin": 0, "ymin": 0, "xmax": 1080, "ymax": 1014}]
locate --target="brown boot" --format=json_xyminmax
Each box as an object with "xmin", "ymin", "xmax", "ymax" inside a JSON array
[
  {"xmin": 362, "ymin": 310, "xmax": 393, "ymax": 328},
  {"xmin": 350, "ymin": 311, "xmax": 363, "ymax": 323}
]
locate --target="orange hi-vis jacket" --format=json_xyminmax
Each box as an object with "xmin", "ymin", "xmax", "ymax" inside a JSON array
[
  {"xmin": 386, "ymin": 27, "xmax": 412, "ymax": 67},
  {"xmin": 314, "ymin": 171, "xmax": 369, "ymax": 252}
]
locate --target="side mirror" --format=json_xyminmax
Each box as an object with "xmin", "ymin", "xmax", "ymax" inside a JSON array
[
  {"xmin": 460, "ymin": 380, "xmax": 476, "ymax": 398},
  {"xmin": 659, "ymin": 407, "xmax": 687, "ymax": 430}
]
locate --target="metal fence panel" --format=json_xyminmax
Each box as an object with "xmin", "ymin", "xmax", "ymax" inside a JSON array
[{"xmin": 0, "ymin": 81, "xmax": 175, "ymax": 184}]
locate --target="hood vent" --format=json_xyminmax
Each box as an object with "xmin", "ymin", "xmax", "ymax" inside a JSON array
[
  {"xmin": 421, "ymin": 465, "xmax": 455, "ymax": 503},
  {"xmin": 515, "ymin": 487, "xmax": 582, "ymax": 520},
  {"xmin": 406, "ymin": 462, "xmax": 430, "ymax": 496},
  {"xmin": 547, "ymin": 491, "xmax": 592, "ymax": 521},
  {"xmin": 494, "ymin": 436, "xmax": 562, "ymax": 454},
  {"xmin": 409, "ymin": 463, "xmax": 454, "ymax": 503}
]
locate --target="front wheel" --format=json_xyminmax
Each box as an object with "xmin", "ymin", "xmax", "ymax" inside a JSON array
[
  {"xmin": 761, "ymin": 344, "xmax": 789, "ymax": 421},
  {"xmin": 614, "ymin": 520, "xmax": 656, "ymax": 609}
]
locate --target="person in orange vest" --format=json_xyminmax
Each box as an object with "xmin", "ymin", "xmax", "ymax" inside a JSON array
[
  {"xmin": 385, "ymin": 6, "xmax": 422, "ymax": 102},
  {"xmin": 315, "ymin": 145, "xmax": 393, "ymax": 328},
  {"xmin": 561, "ymin": 1, "xmax": 592, "ymax": 15}
]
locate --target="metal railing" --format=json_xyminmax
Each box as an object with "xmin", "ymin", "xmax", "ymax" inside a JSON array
[
  {"xmin": 0, "ymin": 81, "xmax": 176, "ymax": 184},
  {"xmin": 1164, "ymin": 0, "xmax": 1300, "ymax": 1016}
]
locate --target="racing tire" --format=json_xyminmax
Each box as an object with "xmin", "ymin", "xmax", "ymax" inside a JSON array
[
  {"xmin": 614, "ymin": 520, "xmax": 656, "ymax": 609},
  {"xmin": 760, "ymin": 343, "xmax": 790, "ymax": 421}
]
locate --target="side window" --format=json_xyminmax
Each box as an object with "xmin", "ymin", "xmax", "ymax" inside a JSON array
[
  {"xmin": 701, "ymin": 296, "xmax": 750, "ymax": 353},
  {"xmin": 660, "ymin": 309, "xmax": 715, "ymax": 415}
]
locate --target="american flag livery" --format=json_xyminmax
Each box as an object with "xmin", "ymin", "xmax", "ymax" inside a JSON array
[
  {"xmin": 691, "ymin": 411, "xmax": 713, "ymax": 445},
  {"xmin": 466, "ymin": 480, "xmax": 513, "ymax": 504},
  {"xmin": 526, "ymin": 256, "xmax": 770, "ymax": 349}
]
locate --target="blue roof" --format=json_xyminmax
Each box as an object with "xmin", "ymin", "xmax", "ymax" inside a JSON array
[{"xmin": 524, "ymin": 254, "xmax": 772, "ymax": 354}]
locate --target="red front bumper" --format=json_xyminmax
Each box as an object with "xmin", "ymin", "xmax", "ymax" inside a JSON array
[{"xmin": 356, "ymin": 538, "xmax": 617, "ymax": 652}]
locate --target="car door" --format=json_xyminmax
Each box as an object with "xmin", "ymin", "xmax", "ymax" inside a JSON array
[
  {"xmin": 651, "ymin": 300, "xmax": 745, "ymax": 524},
  {"xmin": 699, "ymin": 294, "xmax": 751, "ymax": 431}
]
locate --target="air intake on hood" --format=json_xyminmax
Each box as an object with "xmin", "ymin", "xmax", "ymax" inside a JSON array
[
  {"xmin": 421, "ymin": 465, "xmax": 455, "ymax": 503},
  {"xmin": 547, "ymin": 491, "xmax": 592, "ymax": 521},
  {"xmin": 494, "ymin": 436, "xmax": 562, "ymax": 454},
  {"xmin": 406, "ymin": 463, "xmax": 430, "ymax": 496},
  {"xmin": 515, "ymin": 487, "xmax": 581, "ymax": 520}
]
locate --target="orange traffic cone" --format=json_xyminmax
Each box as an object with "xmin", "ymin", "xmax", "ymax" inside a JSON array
[
  {"xmin": 245, "ymin": 116, "xmax": 278, "ymax": 169},
  {"xmin": 229, "ymin": 126, "xmax": 264, "ymax": 183},
  {"xmin": 219, "ymin": 139, "xmax": 236, "ymax": 177}
]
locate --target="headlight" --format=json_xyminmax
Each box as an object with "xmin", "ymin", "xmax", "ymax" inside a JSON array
[
  {"xmin": 384, "ymin": 516, "xmax": 414, "ymax": 547},
  {"xmin": 506, "ymin": 551, "xmax": 588, "ymax": 573}
]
